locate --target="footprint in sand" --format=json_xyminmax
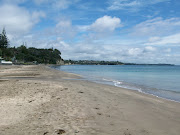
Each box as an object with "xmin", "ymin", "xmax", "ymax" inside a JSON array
[
  {"xmin": 124, "ymin": 129, "xmax": 132, "ymax": 135},
  {"xmin": 55, "ymin": 129, "xmax": 66, "ymax": 134},
  {"xmin": 97, "ymin": 113, "xmax": 102, "ymax": 115},
  {"xmin": 78, "ymin": 91, "xmax": 84, "ymax": 93},
  {"xmin": 43, "ymin": 131, "xmax": 49, "ymax": 135}
]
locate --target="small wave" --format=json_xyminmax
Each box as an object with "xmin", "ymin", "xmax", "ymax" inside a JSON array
[
  {"xmin": 95, "ymin": 77, "xmax": 180, "ymax": 102},
  {"xmin": 102, "ymin": 78, "xmax": 143, "ymax": 93},
  {"xmin": 113, "ymin": 80, "xmax": 122, "ymax": 87},
  {"xmin": 102, "ymin": 78, "xmax": 124, "ymax": 87},
  {"xmin": 102, "ymin": 78, "xmax": 115, "ymax": 82},
  {"xmin": 112, "ymin": 81, "xmax": 143, "ymax": 93}
]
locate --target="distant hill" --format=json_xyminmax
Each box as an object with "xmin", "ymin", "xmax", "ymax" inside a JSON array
[
  {"xmin": 64, "ymin": 60, "xmax": 174, "ymax": 66},
  {"xmin": 0, "ymin": 45, "xmax": 63, "ymax": 65},
  {"xmin": 0, "ymin": 28, "xmax": 63, "ymax": 65},
  {"xmin": 64, "ymin": 60, "xmax": 124, "ymax": 65}
]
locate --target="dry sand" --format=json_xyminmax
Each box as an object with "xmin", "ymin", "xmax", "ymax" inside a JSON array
[{"xmin": 0, "ymin": 65, "xmax": 180, "ymax": 135}]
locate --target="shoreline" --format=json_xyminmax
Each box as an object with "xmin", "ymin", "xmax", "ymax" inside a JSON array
[
  {"xmin": 0, "ymin": 65, "xmax": 180, "ymax": 135},
  {"xmin": 87, "ymin": 78, "xmax": 180, "ymax": 103},
  {"xmin": 51, "ymin": 65, "xmax": 180, "ymax": 103}
]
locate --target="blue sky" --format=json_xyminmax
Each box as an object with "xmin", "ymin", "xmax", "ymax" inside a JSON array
[{"xmin": 0, "ymin": 0, "xmax": 180, "ymax": 64}]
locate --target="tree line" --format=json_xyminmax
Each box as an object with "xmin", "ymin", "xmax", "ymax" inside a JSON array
[
  {"xmin": 0, "ymin": 28, "xmax": 63, "ymax": 64},
  {"xmin": 64, "ymin": 60, "xmax": 124, "ymax": 65}
]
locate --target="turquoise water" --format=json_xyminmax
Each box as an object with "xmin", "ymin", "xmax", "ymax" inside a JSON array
[{"xmin": 52, "ymin": 65, "xmax": 180, "ymax": 102}]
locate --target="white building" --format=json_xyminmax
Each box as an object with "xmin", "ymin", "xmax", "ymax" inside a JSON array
[{"xmin": 0, "ymin": 57, "xmax": 13, "ymax": 65}]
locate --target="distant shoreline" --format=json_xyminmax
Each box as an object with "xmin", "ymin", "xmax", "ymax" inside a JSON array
[{"xmin": 63, "ymin": 60, "xmax": 175, "ymax": 66}]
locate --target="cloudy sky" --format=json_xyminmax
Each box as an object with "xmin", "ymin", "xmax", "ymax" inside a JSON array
[{"xmin": 0, "ymin": 0, "xmax": 180, "ymax": 64}]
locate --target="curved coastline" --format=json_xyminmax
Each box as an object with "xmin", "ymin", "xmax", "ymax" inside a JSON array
[
  {"xmin": 51, "ymin": 65, "xmax": 180, "ymax": 103},
  {"xmin": 0, "ymin": 65, "xmax": 180, "ymax": 135}
]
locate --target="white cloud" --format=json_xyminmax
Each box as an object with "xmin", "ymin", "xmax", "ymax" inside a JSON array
[
  {"xmin": 90, "ymin": 16, "xmax": 121, "ymax": 33},
  {"xmin": 1, "ymin": 0, "xmax": 27, "ymax": 4},
  {"xmin": 145, "ymin": 33, "xmax": 180, "ymax": 46},
  {"xmin": 53, "ymin": 0, "xmax": 72, "ymax": 9},
  {"xmin": 76, "ymin": 25, "xmax": 89, "ymax": 32},
  {"xmin": 131, "ymin": 17, "xmax": 180, "ymax": 37},
  {"xmin": 56, "ymin": 20, "xmax": 71, "ymax": 28},
  {"xmin": 0, "ymin": 5, "xmax": 31, "ymax": 33},
  {"xmin": 164, "ymin": 48, "xmax": 171, "ymax": 53},
  {"xmin": 16, "ymin": 33, "xmax": 180, "ymax": 64},
  {"xmin": 75, "ymin": 16, "xmax": 122, "ymax": 42},
  {"xmin": 60, "ymin": 44, "xmax": 176, "ymax": 64},
  {"xmin": 33, "ymin": 0, "xmax": 80, "ymax": 10},
  {"xmin": 128, "ymin": 48, "xmax": 142, "ymax": 56},
  {"xmin": 18, "ymin": 14, "xmax": 121, "ymax": 49},
  {"xmin": 108, "ymin": 0, "xmax": 141, "ymax": 10},
  {"xmin": 77, "ymin": 16, "xmax": 121, "ymax": 33},
  {"xmin": 144, "ymin": 46, "xmax": 156, "ymax": 52},
  {"xmin": 0, "ymin": 4, "xmax": 45, "ymax": 36},
  {"xmin": 108, "ymin": 0, "xmax": 170, "ymax": 11},
  {"xmin": 55, "ymin": 19, "xmax": 77, "ymax": 39},
  {"xmin": 148, "ymin": 37, "xmax": 161, "ymax": 42},
  {"xmin": 32, "ymin": 11, "xmax": 46, "ymax": 24},
  {"xmin": 33, "ymin": 0, "xmax": 49, "ymax": 5}
]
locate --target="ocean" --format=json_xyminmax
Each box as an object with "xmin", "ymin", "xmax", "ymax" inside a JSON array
[{"xmin": 51, "ymin": 65, "xmax": 180, "ymax": 102}]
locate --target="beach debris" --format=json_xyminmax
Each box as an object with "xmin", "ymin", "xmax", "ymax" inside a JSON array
[
  {"xmin": 78, "ymin": 91, "xmax": 84, "ymax": 93},
  {"xmin": 75, "ymin": 130, "xmax": 79, "ymax": 133},
  {"xmin": 97, "ymin": 113, "xmax": 102, "ymax": 115},
  {"xmin": 124, "ymin": 129, "xmax": 132, "ymax": 135},
  {"xmin": 94, "ymin": 107, "xmax": 99, "ymax": 110},
  {"xmin": 51, "ymin": 95, "xmax": 56, "ymax": 98},
  {"xmin": 55, "ymin": 129, "xmax": 66, "ymax": 134},
  {"xmin": 28, "ymin": 99, "xmax": 35, "ymax": 103},
  {"xmin": 124, "ymin": 132, "xmax": 131, "ymax": 135},
  {"xmin": 43, "ymin": 131, "xmax": 49, "ymax": 135},
  {"xmin": 16, "ymin": 104, "xmax": 22, "ymax": 106},
  {"xmin": 110, "ymin": 123, "xmax": 114, "ymax": 126},
  {"xmin": 61, "ymin": 88, "xmax": 68, "ymax": 91},
  {"xmin": 43, "ymin": 111, "xmax": 51, "ymax": 114}
]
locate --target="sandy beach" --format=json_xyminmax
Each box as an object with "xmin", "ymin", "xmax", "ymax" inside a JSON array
[{"xmin": 0, "ymin": 65, "xmax": 180, "ymax": 135}]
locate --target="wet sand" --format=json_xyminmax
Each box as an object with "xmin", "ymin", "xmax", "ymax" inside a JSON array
[{"xmin": 0, "ymin": 65, "xmax": 180, "ymax": 135}]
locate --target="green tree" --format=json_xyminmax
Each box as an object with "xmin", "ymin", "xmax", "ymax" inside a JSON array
[
  {"xmin": 0, "ymin": 28, "xmax": 9, "ymax": 49},
  {"xmin": 0, "ymin": 49, "xmax": 2, "ymax": 56}
]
